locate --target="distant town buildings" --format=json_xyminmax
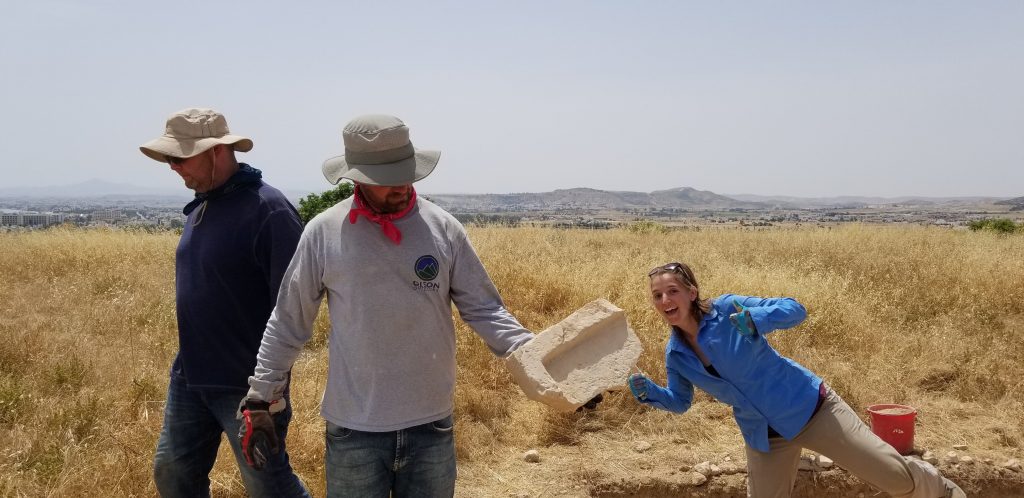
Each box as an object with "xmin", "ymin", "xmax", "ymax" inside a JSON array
[
  {"xmin": 0, "ymin": 193, "xmax": 1019, "ymax": 231},
  {"xmin": 0, "ymin": 212, "xmax": 65, "ymax": 227},
  {"xmin": 0, "ymin": 207, "xmax": 185, "ymax": 229},
  {"xmin": 90, "ymin": 209, "xmax": 125, "ymax": 223}
]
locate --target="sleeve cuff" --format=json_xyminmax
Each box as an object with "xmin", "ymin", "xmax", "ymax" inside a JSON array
[{"xmin": 748, "ymin": 308, "xmax": 769, "ymax": 334}]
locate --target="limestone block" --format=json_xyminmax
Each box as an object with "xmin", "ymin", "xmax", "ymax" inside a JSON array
[{"xmin": 505, "ymin": 298, "xmax": 642, "ymax": 412}]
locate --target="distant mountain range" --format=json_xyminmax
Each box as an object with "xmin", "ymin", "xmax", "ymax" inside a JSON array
[
  {"xmin": 428, "ymin": 187, "xmax": 1012, "ymax": 212},
  {"xmin": 995, "ymin": 196, "xmax": 1024, "ymax": 211},
  {"xmin": 725, "ymin": 193, "xmax": 1008, "ymax": 209},
  {"xmin": 428, "ymin": 187, "xmax": 763, "ymax": 211},
  {"xmin": 0, "ymin": 180, "xmax": 1015, "ymax": 211}
]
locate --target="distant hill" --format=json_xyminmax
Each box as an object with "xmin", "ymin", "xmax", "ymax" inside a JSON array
[
  {"xmin": 994, "ymin": 196, "xmax": 1024, "ymax": 211},
  {"xmin": 726, "ymin": 193, "xmax": 1010, "ymax": 209},
  {"xmin": 427, "ymin": 187, "xmax": 765, "ymax": 212},
  {"xmin": 428, "ymin": 188, "xmax": 1019, "ymax": 213},
  {"xmin": 1, "ymin": 179, "xmax": 1015, "ymax": 212}
]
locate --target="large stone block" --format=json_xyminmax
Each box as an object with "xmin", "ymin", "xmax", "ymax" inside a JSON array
[{"xmin": 506, "ymin": 298, "xmax": 642, "ymax": 412}]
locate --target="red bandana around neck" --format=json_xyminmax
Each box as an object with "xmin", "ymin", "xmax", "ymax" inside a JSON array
[{"xmin": 348, "ymin": 186, "xmax": 417, "ymax": 244}]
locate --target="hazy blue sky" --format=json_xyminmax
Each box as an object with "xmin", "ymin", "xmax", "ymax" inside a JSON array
[{"xmin": 1, "ymin": 1, "xmax": 1021, "ymax": 197}]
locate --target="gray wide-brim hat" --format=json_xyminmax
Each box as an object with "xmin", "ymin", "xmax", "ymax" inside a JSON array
[
  {"xmin": 322, "ymin": 114, "xmax": 440, "ymax": 186},
  {"xmin": 139, "ymin": 108, "xmax": 253, "ymax": 163}
]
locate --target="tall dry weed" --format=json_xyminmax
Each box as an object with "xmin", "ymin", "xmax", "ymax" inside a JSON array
[{"xmin": 1, "ymin": 224, "xmax": 1022, "ymax": 496}]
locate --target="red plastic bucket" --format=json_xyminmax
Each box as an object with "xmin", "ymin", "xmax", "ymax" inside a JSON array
[{"xmin": 867, "ymin": 404, "xmax": 917, "ymax": 455}]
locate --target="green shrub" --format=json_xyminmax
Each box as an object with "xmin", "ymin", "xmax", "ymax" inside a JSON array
[
  {"xmin": 298, "ymin": 182, "xmax": 354, "ymax": 225},
  {"xmin": 968, "ymin": 218, "xmax": 1019, "ymax": 234},
  {"xmin": 454, "ymin": 214, "xmax": 522, "ymax": 227},
  {"xmin": 626, "ymin": 220, "xmax": 668, "ymax": 234}
]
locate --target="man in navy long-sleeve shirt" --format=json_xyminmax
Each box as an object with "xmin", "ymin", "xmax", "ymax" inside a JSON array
[{"xmin": 139, "ymin": 108, "xmax": 309, "ymax": 497}]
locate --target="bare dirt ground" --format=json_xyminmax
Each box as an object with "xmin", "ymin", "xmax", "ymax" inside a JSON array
[{"xmin": 456, "ymin": 432, "xmax": 1024, "ymax": 498}]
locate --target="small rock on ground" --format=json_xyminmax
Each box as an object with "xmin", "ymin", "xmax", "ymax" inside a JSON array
[
  {"xmin": 523, "ymin": 449, "xmax": 541, "ymax": 463},
  {"xmin": 816, "ymin": 455, "xmax": 834, "ymax": 469},
  {"xmin": 693, "ymin": 461, "xmax": 712, "ymax": 477},
  {"xmin": 945, "ymin": 451, "xmax": 959, "ymax": 464},
  {"xmin": 687, "ymin": 471, "xmax": 708, "ymax": 486},
  {"xmin": 720, "ymin": 462, "xmax": 741, "ymax": 475}
]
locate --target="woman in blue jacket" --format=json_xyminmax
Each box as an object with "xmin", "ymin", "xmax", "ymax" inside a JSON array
[{"xmin": 628, "ymin": 262, "xmax": 964, "ymax": 498}]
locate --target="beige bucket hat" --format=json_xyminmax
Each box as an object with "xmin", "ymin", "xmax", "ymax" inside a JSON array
[
  {"xmin": 322, "ymin": 115, "xmax": 440, "ymax": 186},
  {"xmin": 139, "ymin": 108, "xmax": 253, "ymax": 163}
]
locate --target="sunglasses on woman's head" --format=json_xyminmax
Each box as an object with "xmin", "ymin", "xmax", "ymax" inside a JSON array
[{"xmin": 648, "ymin": 262, "xmax": 684, "ymax": 277}]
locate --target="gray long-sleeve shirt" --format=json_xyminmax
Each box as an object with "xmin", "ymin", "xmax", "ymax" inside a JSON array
[{"xmin": 248, "ymin": 196, "xmax": 533, "ymax": 431}]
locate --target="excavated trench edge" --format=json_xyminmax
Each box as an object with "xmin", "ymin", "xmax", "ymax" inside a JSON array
[{"xmin": 588, "ymin": 468, "xmax": 1024, "ymax": 498}]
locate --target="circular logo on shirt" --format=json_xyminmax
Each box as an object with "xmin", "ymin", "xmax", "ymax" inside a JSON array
[{"xmin": 415, "ymin": 255, "xmax": 439, "ymax": 281}]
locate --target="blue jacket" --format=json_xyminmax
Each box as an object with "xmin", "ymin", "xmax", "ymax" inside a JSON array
[
  {"xmin": 173, "ymin": 164, "xmax": 302, "ymax": 392},
  {"xmin": 637, "ymin": 294, "xmax": 822, "ymax": 452}
]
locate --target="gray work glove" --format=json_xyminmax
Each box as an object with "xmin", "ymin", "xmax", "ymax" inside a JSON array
[
  {"xmin": 238, "ymin": 399, "xmax": 281, "ymax": 471},
  {"xmin": 729, "ymin": 298, "xmax": 757, "ymax": 338},
  {"xmin": 628, "ymin": 373, "xmax": 649, "ymax": 402}
]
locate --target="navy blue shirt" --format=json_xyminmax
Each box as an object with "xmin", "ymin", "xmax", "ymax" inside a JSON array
[{"xmin": 173, "ymin": 165, "xmax": 302, "ymax": 392}]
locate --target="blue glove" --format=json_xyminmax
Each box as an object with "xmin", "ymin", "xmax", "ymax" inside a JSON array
[
  {"xmin": 628, "ymin": 373, "xmax": 649, "ymax": 401},
  {"xmin": 729, "ymin": 298, "xmax": 757, "ymax": 338}
]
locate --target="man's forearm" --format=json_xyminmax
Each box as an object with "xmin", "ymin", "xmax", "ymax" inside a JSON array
[{"xmin": 247, "ymin": 320, "xmax": 308, "ymax": 401}]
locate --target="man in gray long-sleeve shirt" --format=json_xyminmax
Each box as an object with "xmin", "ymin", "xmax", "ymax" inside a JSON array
[{"xmin": 238, "ymin": 114, "xmax": 534, "ymax": 497}]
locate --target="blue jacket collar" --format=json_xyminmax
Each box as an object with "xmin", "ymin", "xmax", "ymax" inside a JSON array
[
  {"xmin": 702, "ymin": 304, "xmax": 719, "ymax": 323},
  {"xmin": 183, "ymin": 163, "xmax": 263, "ymax": 215}
]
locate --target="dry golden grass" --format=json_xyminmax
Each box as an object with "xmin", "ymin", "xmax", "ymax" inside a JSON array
[{"xmin": 1, "ymin": 225, "xmax": 1022, "ymax": 496}]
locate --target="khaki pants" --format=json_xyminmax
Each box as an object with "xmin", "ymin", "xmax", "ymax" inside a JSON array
[{"xmin": 745, "ymin": 388, "xmax": 947, "ymax": 498}]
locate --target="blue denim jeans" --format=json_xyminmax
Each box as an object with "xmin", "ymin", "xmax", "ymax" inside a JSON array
[
  {"xmin": 153, "ymin": 373, "xmax": 310, "ymax": 498},
  {"xmin": 325, "ymin": 415, "xmax": 456, "ymax": 498}
]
